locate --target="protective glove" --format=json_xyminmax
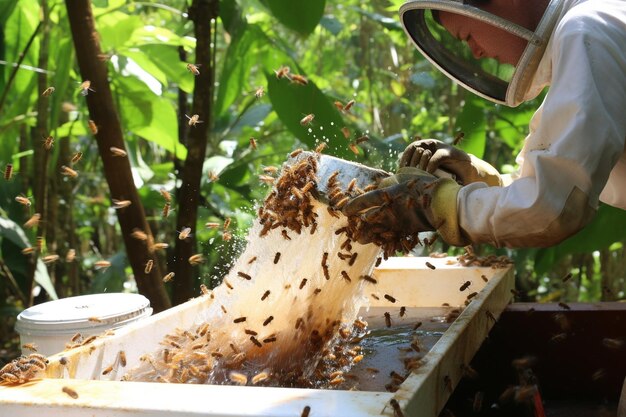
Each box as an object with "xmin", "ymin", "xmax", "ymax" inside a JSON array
[
  {"xmin": 343, "ymin": 167, "xmax": 469, "ymax": 247},
  {"xmin": 399, "ymin": 139, "xmax": 502, "ymax": 187}
]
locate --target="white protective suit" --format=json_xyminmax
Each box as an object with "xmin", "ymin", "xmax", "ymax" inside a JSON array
[{"xmin": 456, "ymin": 0, "xmax": 626, "ymax": 248}]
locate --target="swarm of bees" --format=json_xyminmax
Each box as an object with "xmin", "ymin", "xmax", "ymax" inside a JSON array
[{"xmin": 0, "ymin": 353, "xmax": 48, "ymax": 385}]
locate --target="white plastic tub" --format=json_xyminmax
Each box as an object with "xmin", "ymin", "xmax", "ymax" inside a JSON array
[{"xmin": 15, "ymin": 293, "xmax": 153, "ymax": 356}]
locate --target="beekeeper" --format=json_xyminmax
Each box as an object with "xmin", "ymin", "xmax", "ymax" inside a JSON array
[{"xmin": 344, "ymin": 0, "xmax": 626, "ymax": 248}]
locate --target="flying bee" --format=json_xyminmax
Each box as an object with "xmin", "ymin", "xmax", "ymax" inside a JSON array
[
  {"xmin": 4, "ymin": 164, "xmax": 13, "ymax": 181},
  {"xmin": 186, "ymin": 114, "xmax": 203, "ymax": 126},
  {"xmin": 229, "ymin": 371, "xmax": 248, "ymax": 385},
  {"xmin": 207, "ymin": 170, "xmax": 220, "ymax": 181},
  {"xmin": 453, "ymin": 131, "xmax": 465, "ymax": 146},
  {"xmin": 162, "ymin": 272, "xmax": 175, "ymax": 282},
  {"xmin": 62, "ymin": 386, "xmax": 79, "ymax": 399},
  {"xmin": 562, "ymin": 272, "xmax": 572, "ymax": 283},
  {"xmin": 425, "ymin": 261, "xmax": 436, "ymax": 270},
  {"xmin": 131, "ymin": 229, "xmax": 148, "ymax": 241},
  {"xmin": 60, "ymin": 165, "xmax": 78, "ymax": 178},
  {"xmin": 223, "ymin": 217, "xmax": 231, "ymax": 230},
  {"xmin": 24, "ymin": 213, "xmax": 41, "ymax": 229},
  {"xmin": 301, "ymin": 406, "xmax": 311, "ymax": 417},
  {"xmin": 249, "ymin": 137, "xmax": 257, "ymax": 149},
  {"xmin": 384, "ymin": 312, "xmax": 392, "ymax": 328},
  {"xmin": 300, "ymin": 113, "xmax": 314, "ymax": 126},
  {"xmin": 162, "ymin": 202, "xmax": 171, "ymax": 218},
  {"xmin": 558, "ymin": 302, "xmax": 571, "ymax": 310},
  {"xmin": 79, "ymin": 80, "xmax": 95, "ymax": 96},
  {"xmin": 178, "ymin": 227, "xmax": 192, "ymax": 240},
  {"xmin": 254, "ymin": 86, "xmax": 265, "ymax": 98},
  {"xmin": 94, "ymin": 260, "xmax": 112, "ymax": 270},
  {"xmin": 22, "ymin": 343, "xmax": 38, "ymax": 352},
  {"xmin": 152, "ymin": 242, "xmax": 169, "ymax": 250},
  {"xmin": 88, "ymin": 120, "xmax": 98, "ymax": 134},
  {"xmin": 112, "ymin": 199, "xmax": 131, "ymax": 209},
  {"xmin": 110, "ymin": 147, "xmax": 127, "ymax": 157},
  {"xmin": 274, "ymin": 252, "xmax": 281, "ymax": 264},
  {"xmin": 281, "ymin": 230, "xmax": 291, "ymax": 240},
  {"xmin": 237, "ymin": 271, "xmax": 251, "ymax": 280},
  {"xmin": 188, "ymin": 254, "xmax": 205, "ymax": 265},
  {"xmin": 22, "ymin": 247, "xmax": 35, "ymax": 255},
  {"xmin": 186, "ymin": 63, "xmax": 201, "ymax": 75},
  {"xmin": 43, "ymin": 135, "xmax": 54, "ymax": 150},
  {"xmin": 222, "ymin": 231, "xmax": 232, "ymax": 241},
  {"xmin": 315, "ymin": 142, "xmax": 327, "ymax": 153},
  {"xmin": 341, "ymin": 271, "xmax": 351, "ymax": 282},
  {"xmin": 144, "ymin": 259, "xmax": 154, "ymax": 274},
  {"xmin": 261, "ymin": 290, "xmax": 270, "ymax": 301},
  {"xmin": 263, "ymin": 166, "xmax": 278, "ymax": 174},
  {"xmin": 259, "ymin": 175, "xmax": 275, "ymax": 184},
  {"xmin": 356, "ymin": 135, "xmax": 369, "ymax": 144},
  {"xmin": 36, "ymin": 236, "xmax": 44, "ymax": 252},
  {"xmin": 251, "ymin": 371, "xmax": 269, "ymax": 385},
  {"xmin": 384, "ymin": 294, "xmax": 397, "ymax": 303},
  {"xmin": 205, "ymin": 222, "xmax": 220, "ymax": 229},
  {"xmin": 233, "ymin": 317, "xmax": 246, "ymax": 324},
  {"xmin": 460, "ymin": 281, "xmax": 471, "ymax": 291},
  {"xmin": 102, "ymin": 365, "xmax": 113, "ymax": 376},
  {"xmin": 263, "ymin": 316, "xmax": 274, "ymax": 326},
  {"xmin": 119, "ymin": 351, "xmax": 127, "ymax": 367},
  {"xmin": 248, "ymin": 256, "xmax": 257, "ymax": 264},
  {"xmin": 299, "ymin": 278, "xmax": 307, "ymax": 289},
  {"xmin": 15, "ymin": 195, "xmax": 31, "ymax": 206},
  {"xmin": 71, "ymin": 152, "xmax": 83, "ymax": 164},
  {"xmin": 159, "ymin": 188, "xmax": 172, "ymax": 202},
  {"xmin": 43, "ymin": 254, "xmax": 60, "ymax": 264},
  {"xmin": 348, "ymin": 142, "xmax": 360, "ymax": 155},
  {"xmin": 290, "ymin": 74, "xmax": 308, "ymax": 85},
  {"xmin": 341, "ymin": 127, "xmax": 350, "ymax": 139},
  {"xmin": 274, "ymin": 65, "xmax": 290, "ymax": 79},
  {"xmin": 290, "ymin": 148, "xmax": 303, "ymax": 157},
  {"xmin": 42, "ymin": 86, "xmax": 55, "ymax": 96},
  {"xmin": 343, "ymin": 99, "xmax": 356, "ymax": 112},
  {"xmin": 602, "ymin": 338, "xmax": 624, "ymax": 350}
]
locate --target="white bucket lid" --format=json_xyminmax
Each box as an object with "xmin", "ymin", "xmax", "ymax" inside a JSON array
[{"xmin": 15, "ymin": 293, "xmax": 152, "ymax": 336}]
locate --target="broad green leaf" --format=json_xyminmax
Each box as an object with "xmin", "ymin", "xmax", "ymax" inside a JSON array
[
  {"xmin": 96, "ymin": 12, "xmax": 142, "ymax": 51},
  {"xmin": 55, "ymin": 119, "xmax": 87, "ymax": 138},
  {"xmin": 390, "ymin": 79, "xmax": 406, "ymax": 97},
  {"xmin": 455, "ymin": 96, "xmax": 486, "ymax": 158},
  {"xmin": 134, "ymin": 44, "xmax": 194, "ymax": 93},
  {"xmin": 260, "ymin": 0, "xmax": 325, "ymax": 36},
  {"xmin": 122, "ymin": 48, "xmax": 169, "ymax": 86},
  {"xmin": 133, "ymin": 97, "xmax": 186, "ymax": 159},
  {"xmin": 0, "ymin": 0, "xmax": 18, "ymax": 26},
  {"xmin": 215, "ymin": 23, "xmax": 260, "ymax": 116},
  {"xmin": 116, "ymin": 75, "xmax": 187, "ymax": 159},
  {"xmin": 0, "ymin": 217, "xmax": 57, "ymax": 299},
  {"xmin": 534, "ymin": 204, "xmax": 626, "ymax": 275},
  {"xmin": 320, "ymin": 15, "xmax": 343, "ymax": 35},
  {"xmin": 129, "ymin": 26, "xmax": 195, "ymax": 49},
  {"xmin": 265, "ymin": 72, "xmax": 353, "ymax": 160}
]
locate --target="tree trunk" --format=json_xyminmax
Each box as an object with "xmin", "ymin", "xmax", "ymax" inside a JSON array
[
  {"xmin": 171, "ymin": 0, "xmax": 218, "ymax": 305},
  {"xmin": 65, "ymin": 0, "xmax": 171, "ymax": 312}
]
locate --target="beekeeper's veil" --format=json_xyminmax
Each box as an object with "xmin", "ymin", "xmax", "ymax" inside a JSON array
[{"xmin": 400, "ymin": 0, "xmax": 563, "ymax": 106}]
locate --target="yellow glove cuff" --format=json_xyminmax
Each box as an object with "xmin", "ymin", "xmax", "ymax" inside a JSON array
[
  {"xmin": 430, "ymin": 179, "xmax": 470, "ymax": 247},
  {"xmin": 469, "ymin": 155, "xmax": 503, "ymax": 187}
]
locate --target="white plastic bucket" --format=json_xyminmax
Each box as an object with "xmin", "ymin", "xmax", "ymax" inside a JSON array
[{"xmin": 15, "ymin": 293, "xmax": 152, "ymax": 356}]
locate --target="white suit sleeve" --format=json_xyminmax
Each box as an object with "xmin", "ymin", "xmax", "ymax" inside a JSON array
[{"xmin": 457, "ymin": 9, "xmax": 626, "ymax": 248}]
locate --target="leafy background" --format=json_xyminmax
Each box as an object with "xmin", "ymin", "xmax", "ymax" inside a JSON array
[{"xmin": 0, "ymin": 0, "xmax": 624, "ymax": 361}]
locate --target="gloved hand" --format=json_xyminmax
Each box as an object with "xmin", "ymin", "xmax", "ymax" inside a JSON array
[
  {"xmin": 343, "ymin": 167, "xmax": 469, "ymax": 247},
  {"xmin": 399, "ymin": 139, "xmax": 502, "ymax": 187}
]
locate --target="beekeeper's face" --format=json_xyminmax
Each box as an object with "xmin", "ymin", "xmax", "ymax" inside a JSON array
[{"xmin": 438, "ymin": 11, "xmax": 528, "ymax": 65}]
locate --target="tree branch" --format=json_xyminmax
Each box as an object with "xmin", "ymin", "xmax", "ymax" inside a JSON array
[{"xmin": 65, "ymin": 0, "xmax": 171, "ymax": 312}]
